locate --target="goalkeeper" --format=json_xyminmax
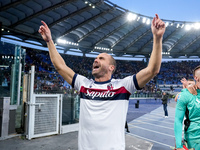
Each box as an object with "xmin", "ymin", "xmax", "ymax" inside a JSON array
[{"xmin": 174, "ymin": 65, "xmax": 200, "ymax": 150}]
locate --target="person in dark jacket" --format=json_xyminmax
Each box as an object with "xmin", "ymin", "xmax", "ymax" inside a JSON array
[{"xmin": 161, "ymin": 92, "xmax": 168, "ymax": 118}]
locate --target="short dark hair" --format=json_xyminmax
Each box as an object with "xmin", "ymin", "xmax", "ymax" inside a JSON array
[
  {"xmin": 193, "ymin": 65, "xmax": 200, "ymax": 77},
  {"xmin": 109, "ymin": 55, "xmax": 116, "ymax": 74}
]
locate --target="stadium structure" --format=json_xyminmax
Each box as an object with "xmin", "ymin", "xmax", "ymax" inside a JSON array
[{"xmin": 0, "ymin": 0, "xmax": 200, "ymax": 150}]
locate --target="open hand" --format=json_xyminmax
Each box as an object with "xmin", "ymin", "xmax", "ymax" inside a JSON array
[
  {"xmin": 38, "ymin": 21, "xmax": 52, "ymax": 42},
  {"xmin": 181, "ymin": 78, "xmax": 188, "ymax": 89},
  {"xmin": 187, "ymin": 84, "xmax": 198, "ymax": 95},
  {"xmin": 151, "ymin": 14, "xmax": 166, "ymax": 38}
]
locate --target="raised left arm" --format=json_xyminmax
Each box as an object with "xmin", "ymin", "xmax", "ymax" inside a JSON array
[{"xmin": 136, "ymin": 14, "xmax": 165, "ymax": 88}]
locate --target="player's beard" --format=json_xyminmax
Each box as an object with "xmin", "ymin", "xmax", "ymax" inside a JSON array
[{"xmin": 92, "ymin": 65, "xmax": 108, "ymax": 79}]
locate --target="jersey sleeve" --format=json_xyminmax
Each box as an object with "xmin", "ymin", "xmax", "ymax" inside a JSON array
[
  {"xmin": 174, "ymin": 108, "xmax": 185, "ymax": 148},
  {"xmin": 121, "ymin": 75, "xmax": 142, "ymax": 94},
  {"xmin": 176, "ymin": 90, "xmax": 189, "ymax": 112},
  {"xmin": 72, "ymin": 74, "xmax": 90, "ymax": 92},
  {"xmin": 174, "ymin": 90, "xmax": 190, "ymax": 148},
  {"xmin": 174, "ymin": 92, "xmax": 180, "ymax": 102}
]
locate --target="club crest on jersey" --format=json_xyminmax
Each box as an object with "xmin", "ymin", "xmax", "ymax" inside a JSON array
[
  {"xmin": 107, "ymin": 84, "xmax": 113, "ymax": 90},
  {"xmin": 196, "ymin": 97, "xmax": 200, "ymax": 104},
  {"xmin": 177, "ymin": 94, "xmax": 181, "ymax": 102}
]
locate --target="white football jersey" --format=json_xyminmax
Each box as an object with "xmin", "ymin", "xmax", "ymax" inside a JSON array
[{"xmin": 72, "ymin": 74, "xmax": 140, "ymax": 150}]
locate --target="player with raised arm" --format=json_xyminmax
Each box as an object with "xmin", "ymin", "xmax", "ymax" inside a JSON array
[{"xmin": 39, "ymin": 14, "xmax": 165, "ymax": 150}]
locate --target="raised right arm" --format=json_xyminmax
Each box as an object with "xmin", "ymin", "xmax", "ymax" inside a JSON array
[{"xmin": 38, "ymin": 21, "xmax": 75, "ymax": 85}]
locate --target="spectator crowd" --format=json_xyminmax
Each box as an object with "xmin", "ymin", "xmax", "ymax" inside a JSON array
[{"xmin": 1, "ymin": 46, "xmax": 200, "ymax": 95}]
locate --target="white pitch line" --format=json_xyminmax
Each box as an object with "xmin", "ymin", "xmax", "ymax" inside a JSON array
[
  {"xmin": 131, "ymin": 120, "xmax": 174, "ymax": 130},
  {"xmin": 128, "ymin": 133, "xmax": 174, "ymax": 148},
  {"xmin": 129, "ymin": 124, "xmax": 175, "ymax": 137},
  {"xmin": 150, "ymin": 111, "xmax": 176, "ymax": 117},
  {"xmin": 143, "ymin": 114, "xmax": 175, "ymax": 121},
  {"xmin": 137, "ymin": 116, "xmax": 174, "ymax": 124},
  {"xmin": 150, "ymin": 109, "xmax": 175, "ymax": 114},
  {"xmin": 142, "ymin": 116, "xmax": 175, "ymax": 124},
  {"xmin": 138, "ymin": 117, "xmax": 175, "ymax": 125}
]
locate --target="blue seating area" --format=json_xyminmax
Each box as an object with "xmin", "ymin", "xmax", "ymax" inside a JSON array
[
  {"xmin": 157, "ymin": 61, "xmax": 199, "ymax": 85},
  {"xmin": 0, "ymin": 42, "xmax": 15, "ymax": 55},
  {"xmin": 20, "ymin": 48, "xmax": 200, "ymax": 94}
]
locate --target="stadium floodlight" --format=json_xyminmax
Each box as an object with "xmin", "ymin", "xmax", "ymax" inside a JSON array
[
  {"xmin": 1, "ymin": 28, "xmax": 4, "ymax": 31},
  {"xmin": 194, "ymin": 23, "xmax": 200, "ymax": 29},
  {"xmin": 85, "ymin": 1, "xmax": 88, "ymax": 4},
  {"xmin": 176, "ymin": 24, "xmax": 180, "ymax": 28},
  {"xmin": 57, "ymin": 39, "xmax": 66, "ymax": 44},
  {"xmin": 185, "ymin": 24, "xmax": 192, "ymax": 31},
  {"xmin": 127, "ymin": 12, "xmax": 137, "ymax": 21},
  {"xmin": 146, "ymin": 19, "xmax": 151, "ymax": 25},
  {"xmin": 95, "ymin": 46, "xmax": 111, "ymax": 51},
  {"xmin": 142, "ymin": 17, "xmax": 146, "ymax": 23},
  {"xmin": 89, "ymin": 3, "xmax": 92, "ymax": 6},
  {"xmin": 181, "ymin": 24, "xmax": 185, "ymax": 28},
  {"xmin": 137, "ymin": 16, "xmax": 140, "ymax": 21},
  {"xmin": 57, "ymin": 39, "xmax": 78, "ymax": 46},
  {"xmin": 92, "ymin": 5, "xmax": 95, "ymax": 8},
  {"xmin": 165, "ymin": 22, "xmax": 169, "ymax": 27},
  {"xmin": 171, "ymin": 23, "xmax": 173, "ymax": 26}
]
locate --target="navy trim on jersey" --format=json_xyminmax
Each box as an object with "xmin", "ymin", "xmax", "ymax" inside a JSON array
[
  {"xmin": 133, "ymin": 75, "xmax": 142, "ymax": 90},
  {"xmin": 72, "ymin": 73, "xmax": 77, "ymax": 88},
  {"xmin": 94, "ymin": 78, "xmax": 112, "ymax": 84}
]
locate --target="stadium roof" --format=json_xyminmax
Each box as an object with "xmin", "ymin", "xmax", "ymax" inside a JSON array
[{"xmin": 1, "ymin": 0, "xmax": 200, "ymax": 58}]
